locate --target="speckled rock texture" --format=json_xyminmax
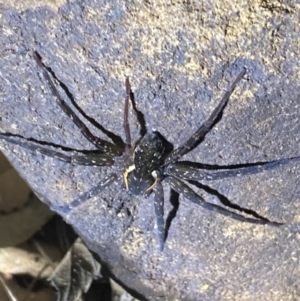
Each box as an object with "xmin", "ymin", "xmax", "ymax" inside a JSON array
[{"xmin": 0, "ymin": 1, "xmax": 300, "ymax": 300}]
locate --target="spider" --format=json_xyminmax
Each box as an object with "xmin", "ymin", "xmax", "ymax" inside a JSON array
[{"xmin": 1, "ymin": 52, "xmax": 299, "ymax": 251}]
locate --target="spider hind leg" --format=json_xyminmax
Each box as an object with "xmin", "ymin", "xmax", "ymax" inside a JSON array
[
  {"xmin": 165, "ymin": 176, "xmax": 283, "ymax": 226},
  {"xmin": 51, "ymin": 173, "xmax": 118, "ymax": 214}
]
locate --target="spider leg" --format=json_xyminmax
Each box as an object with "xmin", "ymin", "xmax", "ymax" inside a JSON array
[
  {"xmin": 152, "ymin": 181, "xmax": 165, "ymax": 251},
  {"xmin": 51, "ymin": 173, "xmax": 118, "ymax": 214},
  {"xmin": 165, "ymin": 176, "xmax": 283, "ymax": 226},
  {"xmin": 0, "ymin": 133, "xmax": 114, "ymax": 166},
  {"xmin": 164, "ymin": 69, "xmax": 246, "ymax": 165},
  {"xmin": 166, "ymin": 156, "xmax": 300, "ymax": 181},
  {"xmin": 124, "ymin": 78, "xmax": 132, "ymax": 149},
  {"xmin": 165, "ymin": 188, "xmax": 179, "ymax": 244},
  {"xmin": 72, "ymin": 152, "xmax": 114, "ymax": 166},
  {"xmin": 128, "ymin": 81, "xmax": 147, "ymax": 137},
  {"xmin": 68, "ymin": 95, "xmax": 125, "ymax": 149},
  {"xmin": 33, "ymin": 52, "xmax": 122, "ymax": 156},
  {"xmin": 123, "ymin": 77, "xmax": 148, "ymax": 148},
  {"xmin": 188, "ymin": 179, "xmax": 281, "ymax": 222}
]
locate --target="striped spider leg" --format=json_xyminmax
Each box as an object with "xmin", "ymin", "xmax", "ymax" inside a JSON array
[
  {"xmin": 0, "ymin": 52, "xmax": 132, "ymax": 213},
  {"xmin": 164, "ymin": 157, "xmax": 299, "ymax": 226},
  {"xmin": 147, "ymin": 69, "xmax": 253, "ymax": 250},
  {"xmin": 34, "ymin": 52, "xmax": 139, "ymax": 213},
  {"xmin": 150, "ymin": 69, "xmax": 299, "ymax": 250}
]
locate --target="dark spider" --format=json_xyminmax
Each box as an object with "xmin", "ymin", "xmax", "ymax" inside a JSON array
[{"xmin": 1, "ymin": 52, "xmax": 299, "ymax": 251}]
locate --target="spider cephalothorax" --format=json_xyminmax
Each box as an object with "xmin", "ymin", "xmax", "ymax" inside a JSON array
[
  {"xmin": 0, "ymin": 52, "xmax": 299, "ymax": 251},
  {"xmin": 125, "ymin": 131, "xmax": 171, "ymax": 195}
]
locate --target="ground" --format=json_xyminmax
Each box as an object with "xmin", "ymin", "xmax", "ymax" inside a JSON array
[{"xmin": 0, "ymin": 0, "xmax": 300, "ymax": 300}]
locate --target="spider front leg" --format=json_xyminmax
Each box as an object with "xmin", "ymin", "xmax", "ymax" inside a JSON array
[
  {"xmin": 124, "ymin": 77, "xmax": 132, "ymax": 149},
  {"xmin": 165, "ymin": 176, "xmax": 283, "ymax": 226},
  {"xmin": 166, "ymin": 156, "xmax": 300, "ymax": 182},
  {"xmin": 33, "ymin": 52, "xmax": 123, "ymax": 156},
  {"xmin": 164, "ymin": 68, "xmax": 246, "ymax": 165}
]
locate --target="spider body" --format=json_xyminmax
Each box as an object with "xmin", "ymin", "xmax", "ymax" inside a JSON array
[
  {"xmin": 134, "ymin": 132, "xmax": 167, "ymax": 177},
  {"xmin": 127, "ymin": 131, "xmax": 171, "ymax": 195},
  {"xmin": 1, "ymin": 52, "xmax": 299, "ymax": 251}
]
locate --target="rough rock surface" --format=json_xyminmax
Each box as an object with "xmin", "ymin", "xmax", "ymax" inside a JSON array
[{"xmin": 0, "ymin": 1, "xmax": 300, "ymax": 300}]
